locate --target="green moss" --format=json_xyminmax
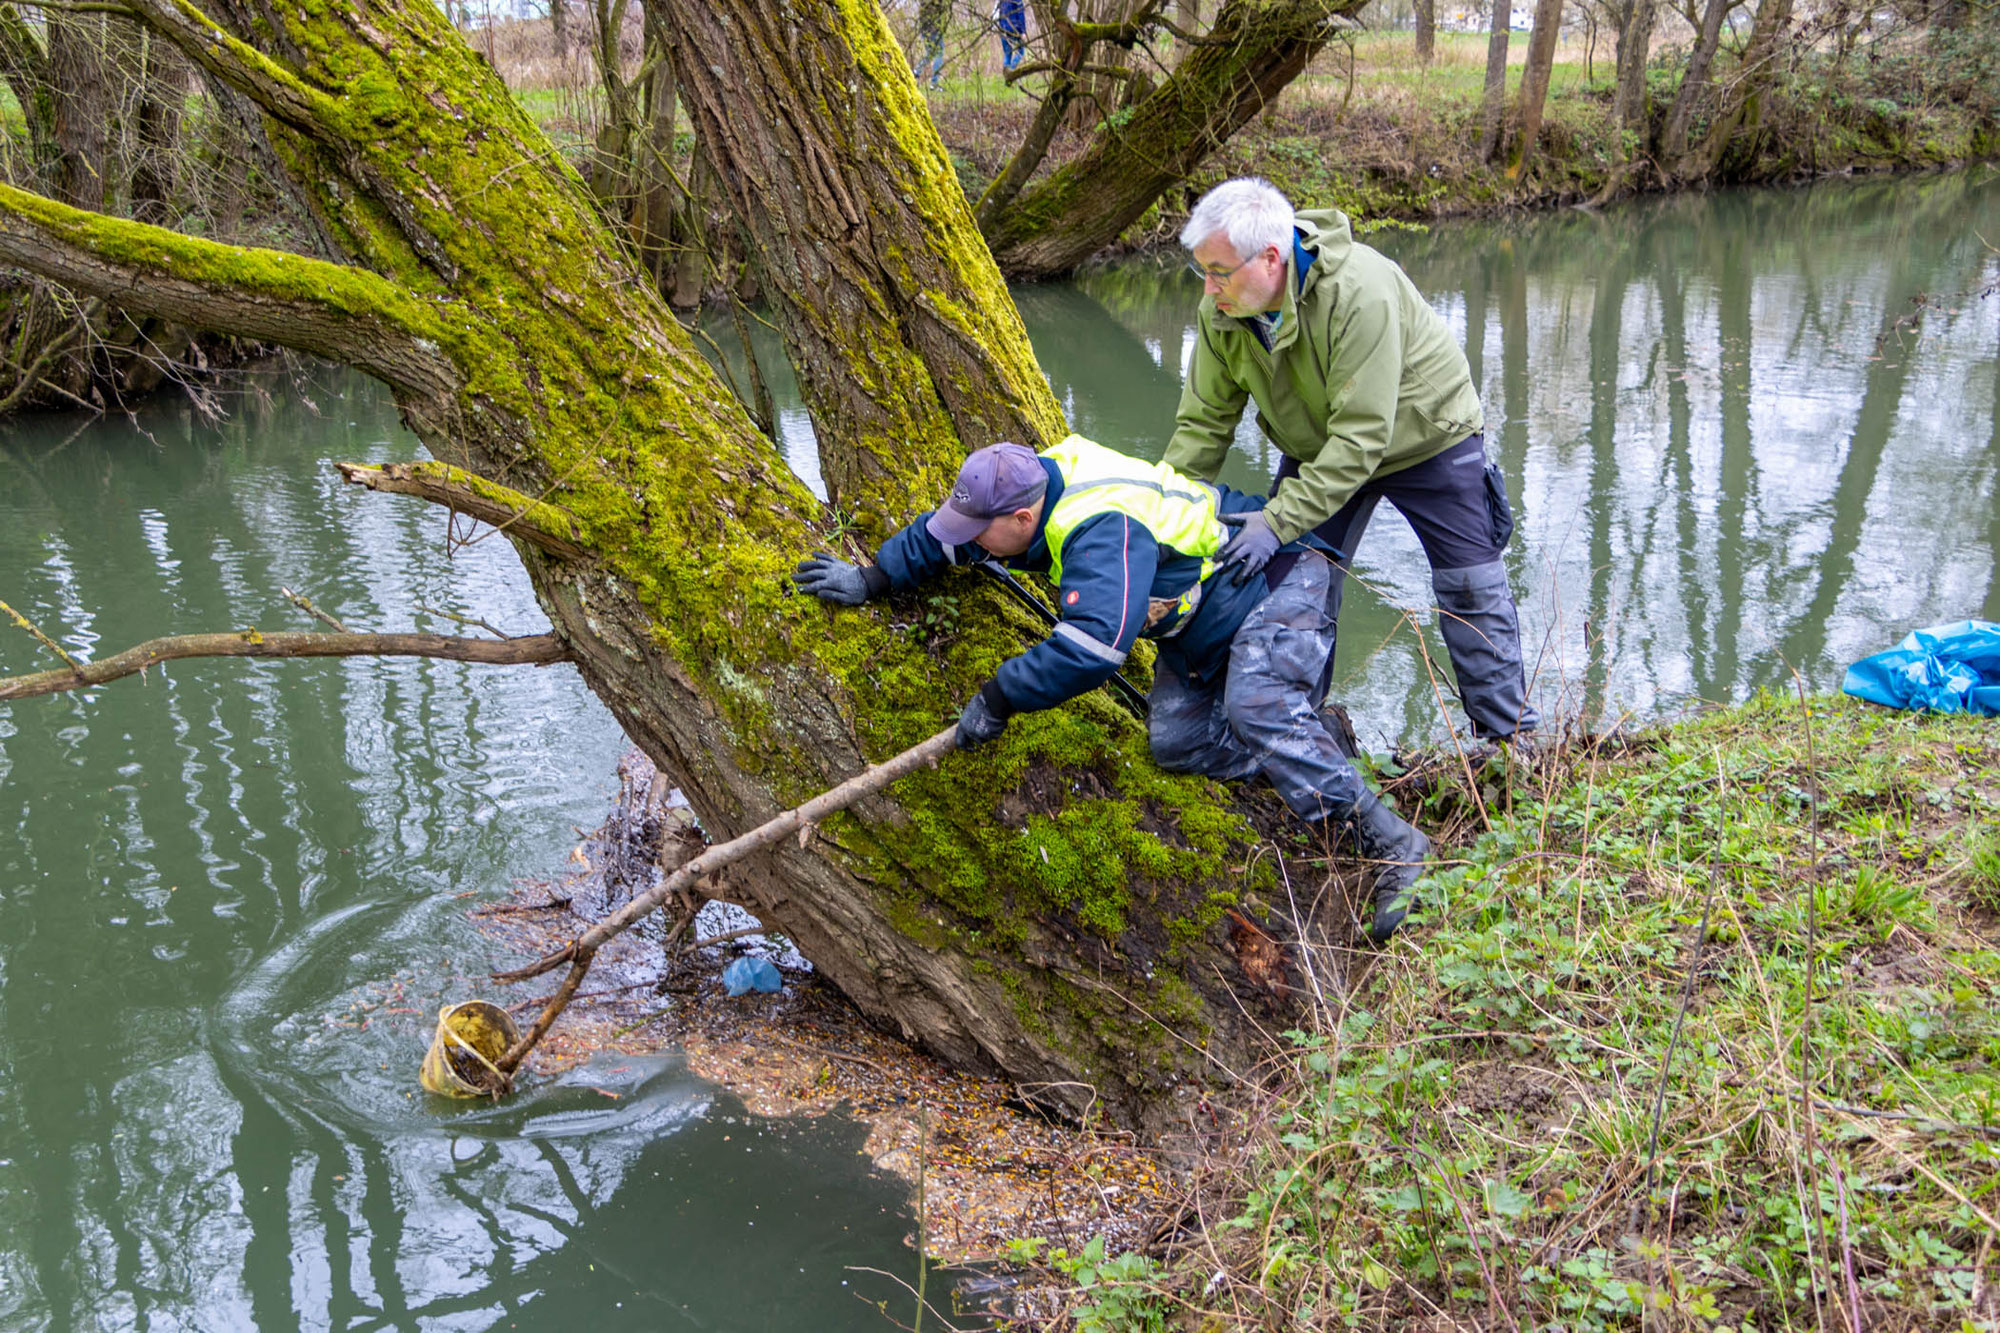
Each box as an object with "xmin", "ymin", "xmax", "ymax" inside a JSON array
[{"xmin": 25, "ymin": 0, "xmax": 1279, "ymax": 1102}]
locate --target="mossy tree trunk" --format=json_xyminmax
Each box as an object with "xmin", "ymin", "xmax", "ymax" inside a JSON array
[
  {"xmin": 656, "ymin": 0, "xmax": 1065, "ymax": 522},
  {"xmin": 0, "ymin": 0, "xmax": 1295, "ymax": 1129},
  {"xmin": 980, "ymin": 0, "xmax": 1359, "ymax": 279}
]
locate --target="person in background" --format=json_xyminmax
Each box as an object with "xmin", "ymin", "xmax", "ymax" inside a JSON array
[
  {"xmin": 916, "ymin": 0, "xmax": 950, "ymax": 88},
  {"xmin": 1166, "ymin": 177, "xmax": 1539, "ymax": 750},
  {"xmin": 995, "ymin": 0, "xmax": 1026, "ymax": 73}
]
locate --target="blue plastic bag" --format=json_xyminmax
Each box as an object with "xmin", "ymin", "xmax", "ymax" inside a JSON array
[
  {"xmin": 721, "ymin": 956, "xmax": 783, "ymax": 996},
  {"xmin": 1841, "ymin": 619, "xmax": 2000, "ymax": 716}
]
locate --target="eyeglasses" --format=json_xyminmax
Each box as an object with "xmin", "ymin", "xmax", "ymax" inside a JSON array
[{"xmin": 1186, "ymin": 254, "xmax": 1253, "ymax": 283}]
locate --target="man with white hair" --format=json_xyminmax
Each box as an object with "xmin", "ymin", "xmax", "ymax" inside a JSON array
[{"xmin": 1166, "ymin": 177, "xmax": 1538, "ymax": 753}]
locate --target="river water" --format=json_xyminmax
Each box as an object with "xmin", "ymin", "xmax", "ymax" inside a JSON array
[{"xmin": 2, "ymin": 170, "xmax": 1998, "ymax": 1330}]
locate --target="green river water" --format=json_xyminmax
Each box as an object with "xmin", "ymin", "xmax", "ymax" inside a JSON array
[{"xmin": 2, "ymin": 169, "xmax": 1998, "ymax": 1330}]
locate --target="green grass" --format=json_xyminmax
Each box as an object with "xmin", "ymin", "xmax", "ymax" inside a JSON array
[{"xmin": 1008, "ymin": 693, "xmax": 2000, "ymax": 1329}]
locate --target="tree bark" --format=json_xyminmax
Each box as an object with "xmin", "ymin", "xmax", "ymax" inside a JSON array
[
  {"xmin": 1509, "ymin": 0, "xmax": 1563, "ymax": 173},
  {"xmin": 1657, "ymin": 0, "xmax": 1737, "ymax": 168},
  {"xmin": 1064, "ymin": 0, "xmax": 1140, "ymax": 131},
  {"xmin": 1612, "ymin": 0, "xmax": 1655, "ymax": 150},
  {"xmin": 983, "ymin": 0, "xmax": 1359, "ymax": 279},
  {"xmin": 1414, "ymin": 0, "xmax": 1436, "ymax": 63},
  {"xmin": 657, "ymin": 0, "xmax": 1066, "ymax": 523},
  {"xmin": 1675, "ymin": 0, "xmax": 1793, "ymax": 179},
  {"xmin": 0, "ymin": 5, "xmax": 58, "ymax": 176},
  {"xmin": 0, "ymin": 0, "xmax": 1295, "ymax": 1130},
  {"xmin": 1478, "ymin": 0, "xmax": 1512, "ymax": 163}
]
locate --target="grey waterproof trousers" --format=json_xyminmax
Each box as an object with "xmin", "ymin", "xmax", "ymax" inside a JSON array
[
  {"xmin": 1276, "ymin": 432, "xmax": 1538, "ymax": 740},
  {"xmin": 1149, "ymin": 552, "xmax": 1366, "ymax": 820}
]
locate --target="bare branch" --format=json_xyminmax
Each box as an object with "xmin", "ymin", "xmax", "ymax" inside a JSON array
[
  {"xmin": 0, "ymin": 184, "xmax": 461, "ymax": 401},
  {"xmin": 0, "ymin": 630, "xmax": 570, "ymax": 702},
  {"xmin": 335, "ymin": 461, "xmax": 593, "ymax": 562},
  {"xmin": 0, "ymin": 597, "xmax": 85, "ymax": 674},
  {"xmin": 280, "ymin": 586, "xmax": 352, "ymax": 633}
]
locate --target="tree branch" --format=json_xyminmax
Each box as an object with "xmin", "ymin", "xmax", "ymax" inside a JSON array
[
  {"xmin": 121, "ymin": 0, "xmax": 347, "ymax": 143},
  {"xmin": 335, "ymin": 461, "xmax": 593, "ymax": 562},
  {"xmin": 0, "ymin": 630, "xmax": 570, "ymax": 702},
  {"xmin": 0, "ymin": 183, "xmax": 461, "ymax": 400}
]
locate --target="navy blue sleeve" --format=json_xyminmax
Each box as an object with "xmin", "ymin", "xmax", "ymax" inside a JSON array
[
  {"xmin": 872, "ymin": 511, "xmax": 981, "ymax": 590},
  {"xmin": 994, "ymin": 513, "xmax": 1154, "ymax": 712}
]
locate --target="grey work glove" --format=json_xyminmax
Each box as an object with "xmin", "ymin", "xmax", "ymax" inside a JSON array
[
  {"xmin": 792, "ymin": 551, "xmax": 888, "ymax": 606},
  {"xmin": 1216, "ymin": 511, "xmax": 1281, "ymax": 585},
  {"xmin": 956, "ymin": 678, "xmax": 1014, "ymax": 750}
]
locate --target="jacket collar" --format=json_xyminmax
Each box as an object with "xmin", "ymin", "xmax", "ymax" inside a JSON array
[{"xmin": 1016, "ymin": 457, "xmax": 1065, "ymax": 563}]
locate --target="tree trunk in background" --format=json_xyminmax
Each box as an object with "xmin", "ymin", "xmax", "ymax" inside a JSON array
[
  {"xmin": 45, "ymin": 15, "xmax": 113, "ymax": 210},
  {"xmin": 0, "ymin": 0, "xmax": 1294, "ymax": 1131},
  {"xmin": 1509, "ymin": 0, "xmax": 1563, "ymax": 172},
  {"xmin": 0, "ymin": 7, "xmax": 59, "ymax": 176},
  {"xmin": 1612, "ymin": 0, "xmax": 1655, "ymax": 151},
  {"xmin": 1478, "ymin": 0, "xmax": 1512, "ymax": 162},
  {"xmin": 983, "ymin": 0, "xmax": 1358, "ymax": 278},
  {"xmin": 975, "ymin": 54, "xmax": 1083, "ymax": 230},
  {"xmin": 129, "ymin": 30, "xmax": 187, "ymax": 226},
  {"xmin": 551, "ymin": 0, "xmax": 572, "ymax": 54},
  {"xmin": 0, "ymin": 9, "xmax": 226, "ymax": 410},
  {"xmin": 623, "ymin": 2, "xmax": 682, "ymax": 284},
  {"xmin": 1414, "ymin": 0, "xmax": 1436, "ymax": 63},
  {"xmin": 1675, "ymin": 0, "xmax": 1792, "ymax": 177},
  {"xmin": 1658, "ymin": 0, "xmax": 1739, "ymax": 168}
]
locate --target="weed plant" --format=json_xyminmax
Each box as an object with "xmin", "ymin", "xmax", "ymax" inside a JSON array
[{"xmin": 1012, "ymin": 692, "xmax": 2000, "ymax": 1330}]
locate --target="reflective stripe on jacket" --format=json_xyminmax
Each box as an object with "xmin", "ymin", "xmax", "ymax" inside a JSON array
[{"xmin": 1041, "ymin": 435, "xmax": 1227, "ymax": 593}]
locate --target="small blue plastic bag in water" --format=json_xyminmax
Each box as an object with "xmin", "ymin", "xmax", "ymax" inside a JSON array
[
  {"xmin": 1841, "ymin": 619, "xmax": 2000, "ymax": 716},
  {"xmin": 721, "ymin": 956, "xmax": 783, "ymax": 996}
]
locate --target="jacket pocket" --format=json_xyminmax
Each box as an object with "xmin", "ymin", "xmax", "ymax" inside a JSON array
[{"xmin": 1483, "ymin": 461, "xmax": 1516, "ymax": 550}]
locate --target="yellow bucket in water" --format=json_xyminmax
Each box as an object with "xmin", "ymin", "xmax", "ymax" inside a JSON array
[{"xmin": 420, "ymin": 1000, "xmax": 520, "ymax": 1098}]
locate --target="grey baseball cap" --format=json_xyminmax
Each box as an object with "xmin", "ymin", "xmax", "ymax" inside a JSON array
[{"xmin": 925, "ymin": 442, "xmax": 1049, "ymax": 546}]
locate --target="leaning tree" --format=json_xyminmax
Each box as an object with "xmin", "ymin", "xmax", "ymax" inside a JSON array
[
  {"xmin": 0, "ymin": 0, "xmax": 1334, "ymax": 1128},
  {"xmin": 976, "ymin": 0, "xmax": 1362, "ymax": 278}
]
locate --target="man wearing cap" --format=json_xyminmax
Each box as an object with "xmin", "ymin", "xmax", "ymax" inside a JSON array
[
  {"xmin": 792, "ymin": 433, "xmax": 1435, "ymax": 944},
  {"xmin": 1168, "ymin": 177, "xmax": 1538, "ymax": 745}
]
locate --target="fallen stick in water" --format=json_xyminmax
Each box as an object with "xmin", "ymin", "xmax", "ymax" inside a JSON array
[{"xmin": 488, "ymin": 726, "xmax": 959, "ymax": 1084}]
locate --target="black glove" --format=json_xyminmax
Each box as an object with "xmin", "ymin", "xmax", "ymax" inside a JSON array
[
  {"xmin": 956, "ymin": 678, "xmax": 1014, "ymax": 750},
  {"xmin": 792, "ymin": 551, "xmax": 888, "ymax": 606},
  {"xmin": 1216, "ymin": 511, "xmax": 1280, "ymax": 585}
]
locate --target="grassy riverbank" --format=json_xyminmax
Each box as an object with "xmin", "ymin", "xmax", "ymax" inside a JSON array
[{"xmin": 1007, "ymin": 692, "xmax": 2000, "ymax": 1330}]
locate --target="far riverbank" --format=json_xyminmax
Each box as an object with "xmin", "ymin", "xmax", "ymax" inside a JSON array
[{"xmin": 927, "ymin": 28, "xmax": 2000, "ymax": 255}]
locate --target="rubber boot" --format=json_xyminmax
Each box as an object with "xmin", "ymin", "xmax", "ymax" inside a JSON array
[{"xmin": 1350, "ymin": 789, "xmax": 1432, "ymax": 944}]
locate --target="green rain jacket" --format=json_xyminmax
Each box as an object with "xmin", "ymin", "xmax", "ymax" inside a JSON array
[{"xmin": 1162, "ymin": 208, "xmax": 1484, "ymax": 544}]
